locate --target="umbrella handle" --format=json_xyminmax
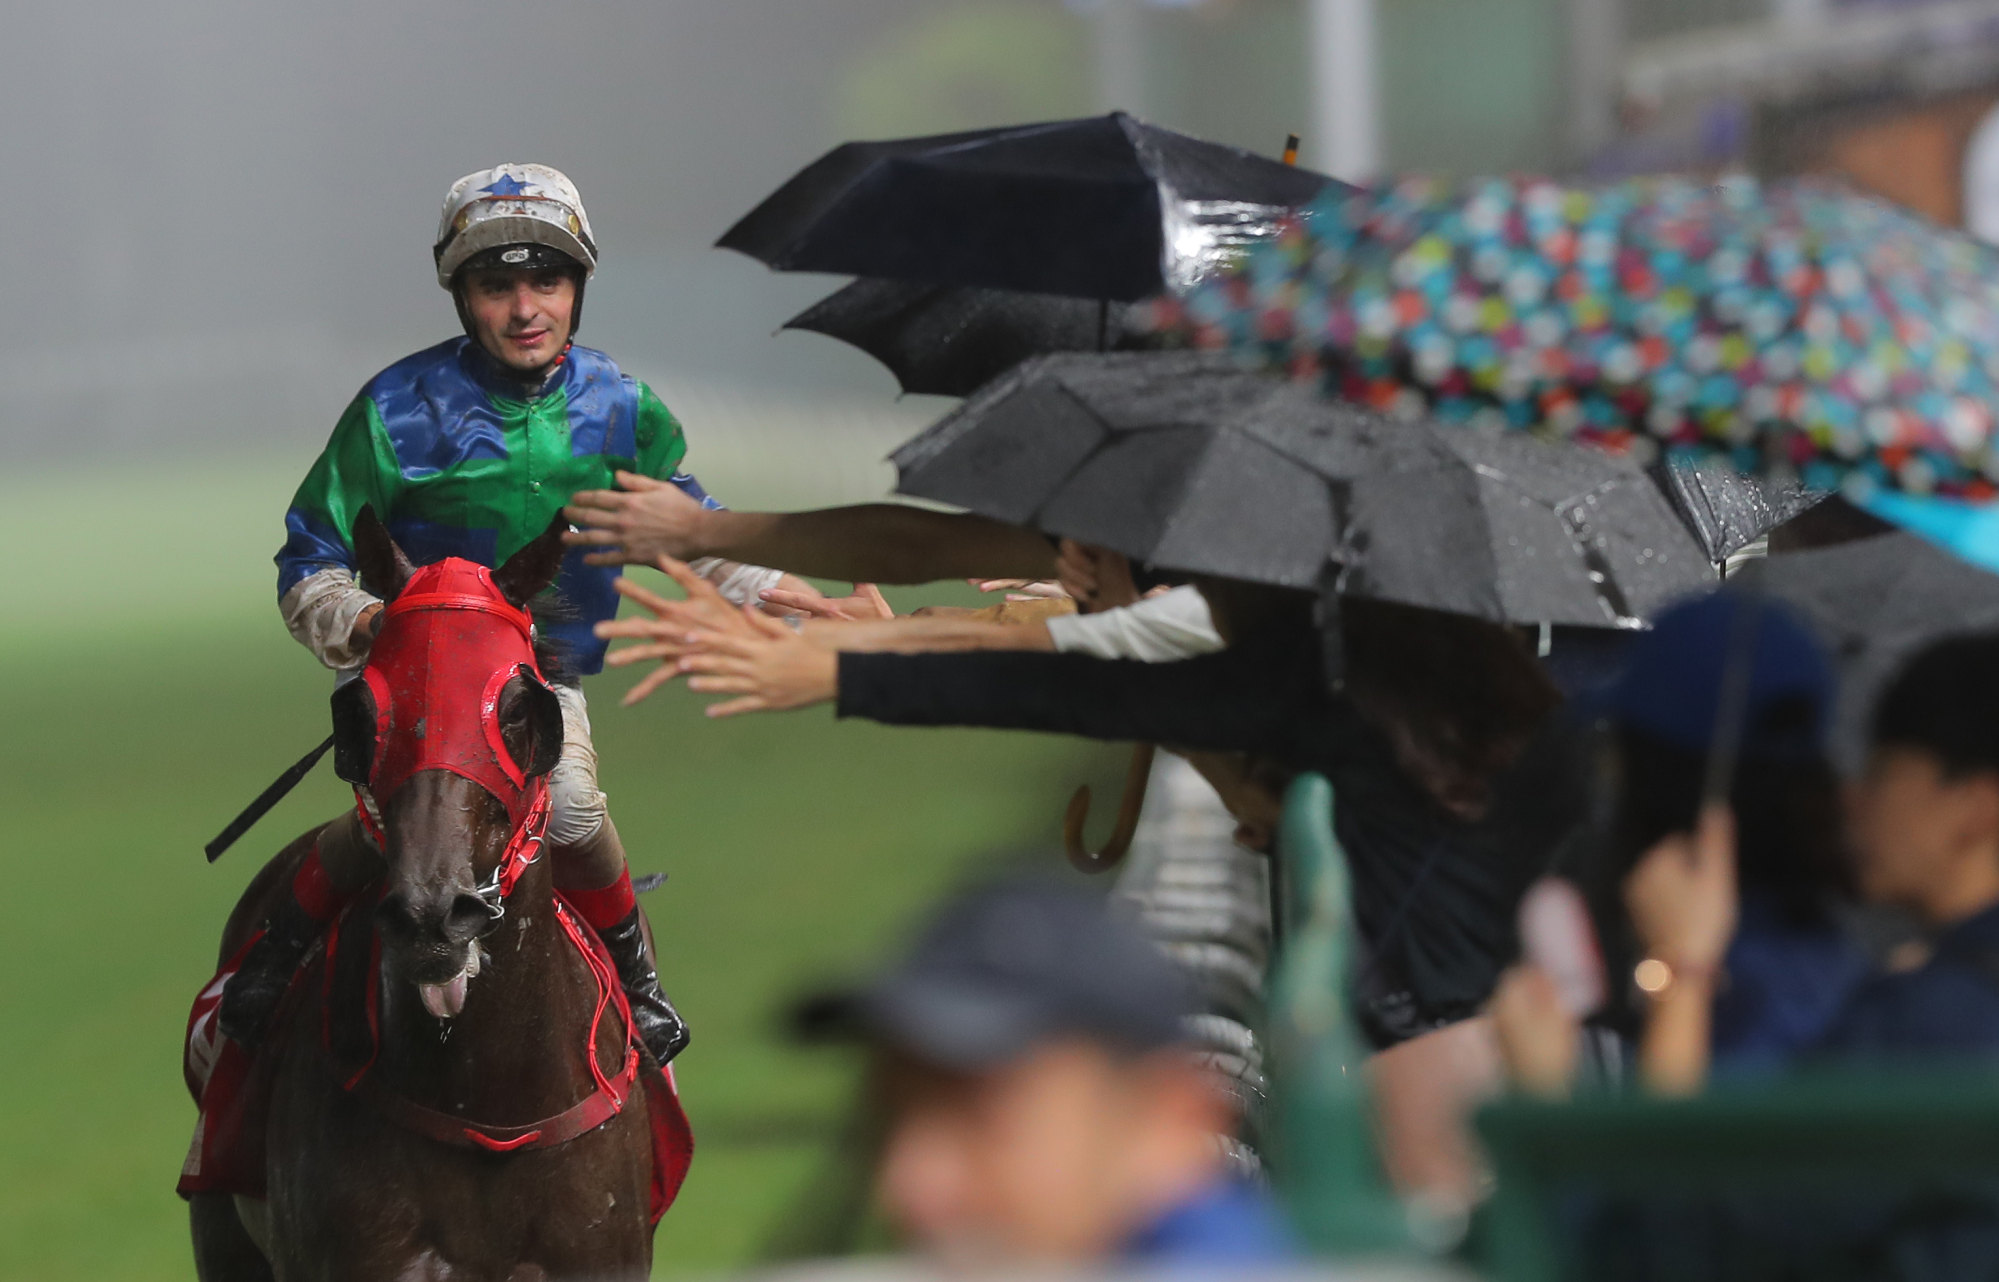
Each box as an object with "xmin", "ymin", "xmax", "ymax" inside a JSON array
[{"xmin": 1064, "ymin": 743, "xmax": 1157, "ymax": 873}]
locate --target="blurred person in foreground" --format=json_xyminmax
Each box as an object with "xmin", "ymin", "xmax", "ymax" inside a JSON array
[{"xmin": 798, "ymin": 876, "xmax": 1297, "ymax": 1269}]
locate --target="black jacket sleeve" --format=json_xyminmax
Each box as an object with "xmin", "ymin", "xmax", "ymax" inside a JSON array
[{"xmin": 835, "ymin": 628, "xmax": 1348, "ymax": 767}]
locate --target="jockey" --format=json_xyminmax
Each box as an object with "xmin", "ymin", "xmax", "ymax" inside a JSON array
[{"xmin": 223, "ymin": 163, "xmax": 790, "ymax": 1070}]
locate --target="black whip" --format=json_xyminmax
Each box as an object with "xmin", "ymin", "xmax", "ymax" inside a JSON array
[{"xmin": 205, "ymin": 735, "xmax": 336, "ymax": 863}]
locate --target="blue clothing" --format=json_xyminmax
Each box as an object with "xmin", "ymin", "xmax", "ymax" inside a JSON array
[
  {"xmin": 1822, "ymin": 903, "xmax": 1999, "ymax": 1059},
  {"xmin": 1711, "ymin": 893, "xmax": 1872, "ymax": 1074},
  {"xmin": 276, "ymin": 338, "xmax": 719, "ymax": 674},
  {"xmin": 1120, "ymin": 1178, "xmax": 1298, "ymax": 1266}
]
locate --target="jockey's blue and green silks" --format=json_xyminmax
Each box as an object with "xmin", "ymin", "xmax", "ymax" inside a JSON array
[{"xmin": 277, "ymin": 337, "xmax": 715, "ymax": 673}]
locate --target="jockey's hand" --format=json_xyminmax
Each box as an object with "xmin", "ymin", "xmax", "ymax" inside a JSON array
[
  {"xmin": 673, "ymin": 609, "xmax": 838, "ymax": 717},
  {"xmin": 350, "ymin": 602, "xmax": 384, "ymax": 654},
  {"xmin": 759, "ymin": 583, "xmax": 893, "ymax": 622},
  {"xmin": 599, "ymin": 556, "xmax": 748, "ymax": 668},
  {"xmin": 565, "ymin": 471, "xmax": 708, "ymax": 567}
]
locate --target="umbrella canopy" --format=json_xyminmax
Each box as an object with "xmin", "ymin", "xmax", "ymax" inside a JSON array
[
  {"xmin": 1658, "ymin": 456, "xmax": 1825, "ymax": 566},
  {"xmin": 783, "ymin": 279, "xmax": 1153, "ymax": 398},
  {"xmin": 892, "ymin": 352, "xmax": 1713, "ymax": 628},
  {"xmin": 1167, "ymin": 175, "xmax": 1999, "ymax": 500},
  {"xmin": 721, "ymin": 112, "xmax": 1336, "ymax": 301},
  {"xmin": 1756, "ymin": 532, "xmax": 1999, "ymax": 764}
]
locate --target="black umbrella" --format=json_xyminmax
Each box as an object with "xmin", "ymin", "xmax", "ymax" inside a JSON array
[
  {"xmin": 783, "ymin": 278, "xmax": 1155, "ymax": 398},
  {"xmin": 1755, "ymin": 532, "xmax": 1999, "ymax": 765},
  {"xmin": 720, "ymin": 112, "xmax": 1338, "ymax": 301},
  {"xmin": 1655, "ymin": 456, "xmax": 1826, "ymax": 568},
  {"xmin": 891, "ymin": 352, "xmax": 1714, "ymax": 629}
]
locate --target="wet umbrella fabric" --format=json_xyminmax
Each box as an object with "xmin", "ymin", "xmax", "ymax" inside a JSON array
[
  {"xmin": 1755, "ymin": 532, "xmax": 1999, "ymax": 765},
  {"xmin": 783, "ymin": 279, "xmax": 1153, "ymax": 398},
  {"xmin": 721, "ymin": 112, "xmax": 1336, "ymax": 301},
  {"xmin": 892, "ymin": 351, "xmax": 1712, "ymax": 628},
  {"xmin": 1168, "ymin": 175, "xmax": 1999, "ymax": 500},
  {"xmin": 1658, "ymin": 456, "xmax": 1826, "ymax": 566}
]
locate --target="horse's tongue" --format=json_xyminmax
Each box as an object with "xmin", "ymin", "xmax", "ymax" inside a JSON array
[{"xmin": 419, "ymin": 973, "xmax": 469, "ymax": 1020}]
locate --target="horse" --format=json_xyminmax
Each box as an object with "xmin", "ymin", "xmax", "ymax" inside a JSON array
[{"xmin": 188, "ymin": 511, "xmax": 669, "ymax": 1282}]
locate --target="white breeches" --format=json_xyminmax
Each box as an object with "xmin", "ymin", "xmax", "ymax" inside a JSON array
[{"xmin": 546, "ymin": 683, "xmax": 609, "ymax": 848}]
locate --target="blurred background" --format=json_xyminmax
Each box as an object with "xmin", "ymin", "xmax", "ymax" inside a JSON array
[{"xmin": 10, "ymin": 0, "xmax": 1999, "ymax": 1276}]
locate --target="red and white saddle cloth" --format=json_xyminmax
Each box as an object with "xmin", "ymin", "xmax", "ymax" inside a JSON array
[{"xmin": 178, "ymin": 896, "xmax": 693, "ymax": 1224}]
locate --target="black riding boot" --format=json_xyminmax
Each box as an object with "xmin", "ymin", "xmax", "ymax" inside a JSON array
[
  {"xmin": 219, "ymin": 890, "xmax": 324, "ymax": 1046},
  {"xmin": 599, "ymin": 908, "xmax": 692, "ymax": 1067}
]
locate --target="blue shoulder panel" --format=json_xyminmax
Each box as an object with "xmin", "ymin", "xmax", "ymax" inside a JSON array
[
  {"xmin": 559, "ymin": 344, "xmax": 640, "ymax": 461},
  {"xmin": 364, "ymin": 337, "xmax": 512, "ymax": 479}
]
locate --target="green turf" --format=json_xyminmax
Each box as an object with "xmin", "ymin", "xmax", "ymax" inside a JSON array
[{"xmin": 0, "ymin": 461, "xmax": 1116, "ymax": 1278}]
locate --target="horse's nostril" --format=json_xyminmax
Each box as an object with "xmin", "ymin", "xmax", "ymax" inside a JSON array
[
  {"xmin": 375, "ymin": 892, "xmax": 424, "ymax": 939},
  {"xmin": 444, "ymin": 892, "xmax": 501, "ymax": 945}
]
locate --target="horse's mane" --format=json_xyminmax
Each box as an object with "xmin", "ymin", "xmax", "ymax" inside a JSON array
[{"xmin": 528, "ymin": 590, "xmax": 578, "ymax": 684}]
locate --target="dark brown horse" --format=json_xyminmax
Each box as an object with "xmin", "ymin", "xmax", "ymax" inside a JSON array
[{"xmin": 191, "ymin": 515, "xmax": 662, "ymax": 1282}]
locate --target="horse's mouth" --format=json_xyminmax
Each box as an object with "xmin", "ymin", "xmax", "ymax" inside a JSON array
[
  {"xmin": 414, "ymin": 945, "xmax": 483, "ymax": 1020},
  {"xmin": 419, "ymin": 972, "xmax": 470, "ymax": 1020}
]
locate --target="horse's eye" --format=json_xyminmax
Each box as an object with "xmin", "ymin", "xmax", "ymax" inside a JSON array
[{"xmin": 498, "ymin": 670, "xmax": 564, "ymax": 778}]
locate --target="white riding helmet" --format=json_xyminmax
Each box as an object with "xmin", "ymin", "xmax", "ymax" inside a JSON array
[{"xmin": 433, "ymin": 163, "xmax": 598, "ymax": 288}]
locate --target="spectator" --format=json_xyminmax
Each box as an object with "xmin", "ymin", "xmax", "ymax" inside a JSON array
[
  {"xmin": 1596, "ymin": 591, "xmax": 1868, "ymax": 1077},
  {"xmin": 796, "ymin": 876, "xmax": 1296, "ymax": 1269},
  {"xmin": 1826, "ymin": 632, "xmax": 1999, "ymax": 1058}
]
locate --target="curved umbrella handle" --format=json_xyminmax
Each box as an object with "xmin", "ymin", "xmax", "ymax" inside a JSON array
[{"xmin": 1064, "ymin": 743, "xmax": 1158, "ymax": 873}]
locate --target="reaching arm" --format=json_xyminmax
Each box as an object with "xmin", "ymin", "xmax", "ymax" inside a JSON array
[
  {"xmin": 599, "ymin": 558, "xmax": 1342, "ymax": 768},
  {"xmin": 833, "ymin": 637, "xmax": 1325, "ymax": 760},
  {"xmin": 565, "ymin": 471, "xmax": 1057, "ymax": 584}
]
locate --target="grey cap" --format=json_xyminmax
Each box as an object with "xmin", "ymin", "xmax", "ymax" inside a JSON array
[{"xmin": 794, "ymin": 877, "xmax": 1191, "ymax": 1070}]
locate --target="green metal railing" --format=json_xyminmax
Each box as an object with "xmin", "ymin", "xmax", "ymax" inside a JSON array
[{"xmin": 1266, "ymin": 772, "xmax": 1412, "ymax": 1255}]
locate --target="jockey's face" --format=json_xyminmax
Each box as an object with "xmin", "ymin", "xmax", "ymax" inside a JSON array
[{"xmin": 460, "ymin": 266, "xmax": 576, "ymax": 374}]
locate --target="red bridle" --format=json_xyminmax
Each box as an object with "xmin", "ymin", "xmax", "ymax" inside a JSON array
[{"xmin": 344, "ymin": 558, "xmax": 554, "ymax": 905}]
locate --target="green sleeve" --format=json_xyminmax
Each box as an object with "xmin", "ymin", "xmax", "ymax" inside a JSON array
[
  {"xmin": 632, "ymin": 382, "xmax": 690, "ymax": 481},
  {"xmin": 276, "ymin": 395, "xmax": 403, "ymax": 593}
]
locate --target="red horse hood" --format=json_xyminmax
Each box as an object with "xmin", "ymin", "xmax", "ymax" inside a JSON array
[{"xmin": 359, "ymin": 558, "xmax": 543, "ymax": 822}]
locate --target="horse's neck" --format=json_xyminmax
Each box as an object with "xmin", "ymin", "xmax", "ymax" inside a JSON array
[{"xmin": 376, "ymin": 861, "xmax": 606, "ymax": 1123}]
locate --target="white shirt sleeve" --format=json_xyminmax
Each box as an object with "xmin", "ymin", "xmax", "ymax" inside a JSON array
[
  {"xmin": 1043, "ymin": 586, "xmax": 1224, "ymax": 663},
  {"xmin": 279, "ymin": 568, "xmax": 382, "ymax": 671}
]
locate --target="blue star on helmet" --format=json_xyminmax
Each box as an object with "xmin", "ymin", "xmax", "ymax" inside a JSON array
[{"xmin": 479, "ymin": 173, "xmax": 532, "ymax": 198}]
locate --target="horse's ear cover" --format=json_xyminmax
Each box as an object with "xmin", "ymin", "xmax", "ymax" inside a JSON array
[
  {"xmin": 331, "ymin": 679, "xmax": 378, "ymax": 785},
  {"xmin": 516, "ymin": 666, "xmax": 564, "ymax": 779}
]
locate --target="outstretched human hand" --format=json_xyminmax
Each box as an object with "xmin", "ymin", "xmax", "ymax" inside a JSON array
[
  {"xmin": 759, "ymin": 582, "xmax": 894, "ymax": 621},
  {"xmin": 1055, "ymin": 539, "xmax": 1141, "ymax": 613},
  {"xmin": 673, "ymin": 609, "xmax": 839, "ymax": 717},
  {"xmin": 597, "ymin": 555, "xmax": 751, "ymax": 673},
  {"xmin": 970, "ymin": 578, "xmax": 1070, "ymax": 601},
  {"xmin": 565, "ymin": 471, "xmax": 708, "ymax": 567}
]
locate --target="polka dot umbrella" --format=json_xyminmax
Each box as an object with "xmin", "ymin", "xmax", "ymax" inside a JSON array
[{"xmin": 1156, "ymin": 175, "xmax": 1999, "ymax": 527}]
